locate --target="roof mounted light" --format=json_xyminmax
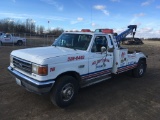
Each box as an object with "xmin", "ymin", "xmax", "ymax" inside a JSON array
[
  {"xmin": 81, "ymin": 29, "xmax": 91, "ymax": 32},
  {"xmin": 95, "ymin": 29, "xmax": 114, "ymax": 34}
]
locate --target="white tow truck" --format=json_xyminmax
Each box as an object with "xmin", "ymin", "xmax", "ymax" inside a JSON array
[
  {"xmin": 8, "ymin": 25, "xmax": 147, "ymax": 108},
  {"xmin": 0, "ymin": 33, "xmax": 26, "ymax": 46}
]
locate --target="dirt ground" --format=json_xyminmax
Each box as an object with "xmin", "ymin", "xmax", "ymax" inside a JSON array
[{"xmin": 0, "ymin": 41, "xmax": 160, "ymax": 120}]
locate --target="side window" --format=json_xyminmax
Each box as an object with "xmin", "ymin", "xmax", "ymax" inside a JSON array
[
  {"xmin": 91, "ymin": 36, "xmax": 108, "ymax": 52},
  {"xmin": 4, "ymin": 34, "xmax": 11, "ymax": 38},
  {"xmin": 109, "ymin": 35, "xmax": 113, "ymax": 45}
]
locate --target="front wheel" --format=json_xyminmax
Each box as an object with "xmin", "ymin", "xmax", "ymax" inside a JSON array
[
  {"xmin": 132, "ymin": 60, "xmax": 146, "ymax": 78},
  {"xmin": 17, "ymin": 40, "xmax": 23, "ymax": 46},
  {"xmin": 50, "ymin": 75, "xmax": 79, "ymax": 108}
]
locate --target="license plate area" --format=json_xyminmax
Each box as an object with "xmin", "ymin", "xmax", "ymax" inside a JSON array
[{"xmin": 16, "ymin": 78, "xmax": 21, "ymax": 86}]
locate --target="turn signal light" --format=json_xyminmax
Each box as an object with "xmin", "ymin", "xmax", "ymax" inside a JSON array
[
  {"xmin": 38, "ymin": 66, "xmax": 48, "ymax": 75},
  {"xmin": 32, "ymin": 64, "xmax": 48, "ymax": 76}
]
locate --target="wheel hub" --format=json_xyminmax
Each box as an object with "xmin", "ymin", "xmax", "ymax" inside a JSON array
[
  {"xmin": 139, "ymin": 68, "xmax": 143, "ymax": 75},
  {"xmin": 139, "ymin": 64, "xmax": 144, "ymax": 75},
  {"xmin": 61, "ymin": 83, "xmax": 74, "ymax": 101}
]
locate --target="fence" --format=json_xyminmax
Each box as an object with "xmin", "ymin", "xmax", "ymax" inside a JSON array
[{"xmin": 0, "ymin": 33, "xmax": 58, "ymax": 47}]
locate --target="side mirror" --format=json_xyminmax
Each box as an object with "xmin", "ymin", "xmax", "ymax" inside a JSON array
[
  {"xmin": 108, "ymin": 45, "xmax": 113, "ymax": 49},
  {"xmin": 108, "ymin": 45, "xmax": 114, "ymax": 52},
  {"xmin": 108, "ymin": 48, "xmax": 114, "ymax": 52},
  {"xmin": 101, "ymin": 46, "xmax": 106, "ymax": 53}
]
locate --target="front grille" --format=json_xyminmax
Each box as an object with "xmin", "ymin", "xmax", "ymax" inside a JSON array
[{"xmin": 13, "ymin": 57, "xmax": 32, "ymax": 74}]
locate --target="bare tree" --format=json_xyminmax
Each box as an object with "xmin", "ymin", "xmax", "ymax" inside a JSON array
[
  {"xmin": 50, "ymin": 27, "xmax": 64, "ymax": 36},
  {"xmin": 39, "ymin": 26, "xmax": 44, "ymax": 34}
]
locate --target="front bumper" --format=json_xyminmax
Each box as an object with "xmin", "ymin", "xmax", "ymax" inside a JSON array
[{"xmin": 8, "ymin": 66, "xmax": 55, "ymax": 94}]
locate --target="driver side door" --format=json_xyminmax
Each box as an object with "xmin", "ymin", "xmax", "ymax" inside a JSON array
[
  {"xmin": 88, "ymin": 35, "xmax": 113, "ymax": 81},
  {"xmin": 3, "ymin": 34, "xmax": 12, "ymax": 44}
]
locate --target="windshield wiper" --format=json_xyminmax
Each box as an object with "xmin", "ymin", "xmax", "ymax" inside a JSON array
[{"xmin": 65, "ymin": 46, "xmax": 77, "ymax": 50}]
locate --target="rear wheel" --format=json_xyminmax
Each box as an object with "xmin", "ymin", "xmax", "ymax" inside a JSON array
[
  {"xmin": 17, "ymin": 40, "xmax": 23, "ymax": 46},
  {"xmin": 50, "ymin": 75, "xmax": 79, "ymax": 108},
  {"xmin": 133, "ymin": 60, "xmax": 146, "ymax": 78}
]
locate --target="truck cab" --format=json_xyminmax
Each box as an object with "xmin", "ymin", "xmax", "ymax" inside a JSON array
[{"xmin": 8, "ymin": 25, "xmax": 147, "ymax": 108}]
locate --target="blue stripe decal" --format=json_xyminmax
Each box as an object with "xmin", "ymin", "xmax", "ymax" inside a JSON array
[
  {"xmin": 118, "ymin": 63, "xmax": 137, "ymax": 73},
  {"xmin": 81, "ymin": 68, "xmax": 112, "ymax": 79}
]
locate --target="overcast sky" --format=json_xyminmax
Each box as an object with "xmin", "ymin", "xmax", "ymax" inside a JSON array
[{"xmin": 0, "ymin": 0, "xmax": 160, "ymax": 38}]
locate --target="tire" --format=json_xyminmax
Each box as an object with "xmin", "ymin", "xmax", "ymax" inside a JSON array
[
  {"xmin": 17, "ymin": 40, "xmax": 23, "ymax": 46},
  {"xmin": 50, "ymin": 75, "xmax": 79, "ymax": 108},
  {"xmin": 132, "ymin": 60, "xmax": 146, "ymax": 78}
]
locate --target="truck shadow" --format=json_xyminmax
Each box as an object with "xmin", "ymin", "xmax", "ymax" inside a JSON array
[{"xmin": 66, "ymin": 69, "xmax": 156, "ymax": 111}]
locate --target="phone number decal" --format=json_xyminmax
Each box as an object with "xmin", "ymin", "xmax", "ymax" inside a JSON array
[{"xmin": 68, "ymin": 56, "xmax": 85, "ymax": 61}]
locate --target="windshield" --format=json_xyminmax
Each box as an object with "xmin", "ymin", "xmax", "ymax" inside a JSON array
[{"xmin": 52, "ymin": 33, "xmax": 92, "ymax": 50}]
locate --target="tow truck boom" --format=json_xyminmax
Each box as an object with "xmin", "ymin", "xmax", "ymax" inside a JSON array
[{"xmin": 116, "ymin": 25, "xmax": 137, "ymax": 43}]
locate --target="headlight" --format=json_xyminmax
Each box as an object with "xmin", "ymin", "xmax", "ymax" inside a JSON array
[
  {"xmin": 10, "ymin": 55, "xmax": 13, "ymax": 64},
  {"xmin": 32, "ymin": 63, "xmax": 48, "ymax": 76}
]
